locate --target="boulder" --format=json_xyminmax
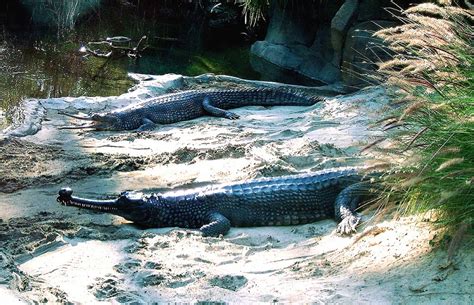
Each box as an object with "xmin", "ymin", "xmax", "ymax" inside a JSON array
[
  {"xmin": 250, "ymin": 1, "xmax": 329, "ymax": 85},
  {"xmin": 249, "ymin": 0, "xmax": 418, "ymax": 87},
  {"xmin": 251, "ymin": 41, "xmax": 303, "ymax": 72},
  {"xmin": 330, "ymin": 0, "xmax": 359, "ymax": 68},
  {"xmin": 341, "ymin": 20, "xmax": 397, "ymax": 88},
  {"xmin": 264, "ymin": 1, "xmax": 317, "ymax": 46},
  {"xmin": 250, "ymin": 41, "xmax": 328, "ymax": 85},
  {"xmin": 250, "ymin": 0, "xmax": 359, "ymax": 85}
]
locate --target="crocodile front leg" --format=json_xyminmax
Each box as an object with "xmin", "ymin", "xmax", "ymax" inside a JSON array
[
  {"xmin": 136, "ymin": 118, "xmax": 157, "ymax": 131},
  {"xmin": 202, "ymin": 97, "xmax": 240, "ymax": 120},
  {"xmin": 335, "ymin": 182, "xmax": 370, "ymax": 235},
  {"xmin": 200, "ymin": 212, "xmax": 231, "ymax": 237}
]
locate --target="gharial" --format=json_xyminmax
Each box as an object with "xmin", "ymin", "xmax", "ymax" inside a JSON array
[
  {"xmin": 57, "ymin": 167, "xmax": 379, "ymax": 236},
  {"xmin": 58, "ymin": 88, "xmax": 324, "ymax": 131}
]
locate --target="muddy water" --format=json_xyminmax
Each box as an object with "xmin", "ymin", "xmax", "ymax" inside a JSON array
[
  {"xmin": 0, "ymin": 8, "xmax": 259, "ymax": 131},
  {"xmin": 0, "ymin": 37, "xmax": 258, "ymax": 131}
]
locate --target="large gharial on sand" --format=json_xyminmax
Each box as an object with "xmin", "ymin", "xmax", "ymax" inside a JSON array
[
  {"xmin": 57, "ymin": 167, "xmax": 379, "ymax": 236},
  {"xmin": 58, "ymin": 88, "xmax": 324, "ymax": 131}
]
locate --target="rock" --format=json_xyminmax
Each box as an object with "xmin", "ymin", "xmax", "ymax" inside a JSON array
[
  {"xmin": 265, "ymin": 1, "xmax": 316, "ymax": 46},
  {"xmin": 341, "ymin": 20, "xmax": 398, "ymax": 87},
  {"xmin": 250, "ymin": 41, "xmax": 329, "ymax": 86},
  {"xmin": 330, "ymin": 0, "xmax": 359, "ymax": 69},
  {"xmin": 250, "ymin": 1, "xmax": 332, "ymax": 85},
  {"xmin": 331, "ymin": 0, "xmax": 359, "ymax": 34},
  {"xmin": 309, "ymin": 25, "xmax": 342, "ymax": 84},
  {"xmin": 249, "ymin": 0, "xmax": 427, "ymax": 88},
  {"xmin": 251, "ymin": 41, "xmax": 303, "ymax": 72},
  {"xmin": 250, "ymin": 1, "xmax": 359, "ymax": 86}
]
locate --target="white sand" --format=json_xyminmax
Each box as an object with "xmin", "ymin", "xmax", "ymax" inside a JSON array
[{"xmin": 0, "ymin": 74, "xmax": 472, "ymax": 304}]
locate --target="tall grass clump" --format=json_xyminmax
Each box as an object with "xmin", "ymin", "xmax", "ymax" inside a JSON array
[
  {"xmin": 373, "ymin": 3, "xmax": 473, "ymax": 230},
  {"xmin": 241, "ymin": 0, "xmax": 324, "ymax": 26},
  {"xmin": 22, "ymin": 0, "xmax": 100, "ymax": 36},
  {"xmin": 241, "ymin": 0, "xmax": 269, "ymax": 26}
]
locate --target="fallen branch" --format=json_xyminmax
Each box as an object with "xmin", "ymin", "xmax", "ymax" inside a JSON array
[{"xmin": 80, "ymin": 35, "xmax": 148, "ymax": 59}]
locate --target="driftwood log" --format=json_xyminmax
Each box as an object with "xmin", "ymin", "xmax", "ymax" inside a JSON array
[{"xmin": 81, "ymin": 35, "xmax": 148, "ymax": 59}]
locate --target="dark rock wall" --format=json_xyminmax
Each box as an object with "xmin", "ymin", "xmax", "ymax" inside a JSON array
[{"xmin": 250, "ymin": 0, "xmax": 423, "ymax": 88}]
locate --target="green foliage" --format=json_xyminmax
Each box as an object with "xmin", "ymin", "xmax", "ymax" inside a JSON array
[{"xmin": 374, "ymin": 4, "xmax": 473, "ymax": 228}]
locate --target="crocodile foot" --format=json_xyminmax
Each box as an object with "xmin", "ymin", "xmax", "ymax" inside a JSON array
[
  {"xmin": 224, "ymin": 112, "xmax": 240, "ymax": 120},
  {"xmin": 336, "ymin": 214, "xmax": 361, "ymax": 235}
]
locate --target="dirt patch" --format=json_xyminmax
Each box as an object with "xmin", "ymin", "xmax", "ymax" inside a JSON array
[
  {"xmin": 0, "ymin": 212, "xmax": 76, "ymax": 303},
  {"xmin": 89, "ymin": 143, "xmax": 247, "ymax": 172},
  {"xmin": 0, "ymin": 211, "xmax": 145, "ymax": 304},
  {"xmin": 0, "ymin": 138, "xmax": 118, "ymax": 193},
  {"xmin": 208, "ymin": 275, "xmax": 248, "ymax": 291},
  {"xmin": 0, "ymin": 138, "xmax": 66, "ymax": 193}
]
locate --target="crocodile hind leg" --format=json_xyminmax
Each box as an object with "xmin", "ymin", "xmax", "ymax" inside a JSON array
[
  {"xmin": 202, "ymin": 97, "xmax": 240, "ymax": 120},
  {"xmin": 200, "ymin": 212, "xmax": 231, "ymax": 237},
  {"xmin": 335, "ymin": 182, "xmax": 372, "ymax": 235}
]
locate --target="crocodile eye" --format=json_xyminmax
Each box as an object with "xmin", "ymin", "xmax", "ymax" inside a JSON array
[{"xmin": 91, "ymin": 114, "xmax": 103, "ymax": 121}]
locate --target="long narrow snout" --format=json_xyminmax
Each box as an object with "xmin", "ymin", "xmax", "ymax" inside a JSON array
[
  {"xmin": 58, "ymin": 111, "xmax": 97, "ymax": 129},
  {"xmin": 57, "ymin": 187, "xmax": 119, "ymax": 211},
  {"xmin": 58, "ymin": 111, "xmax": 98, "ymax": 130},
  {"xmin": 58, "ymin": 111, "xmax": 95, "ymax": 121},
  {"xmin": 58, "ymin": 125, "xmax": 97, "ymax": 130},
  {"xmin": 58, "ymin": 111, "xmax": 119, "ymax": 131}
]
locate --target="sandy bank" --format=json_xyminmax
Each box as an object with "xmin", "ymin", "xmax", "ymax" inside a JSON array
[{"xmin": 0, "ymin": 74, "xmax": 471, "ymax": 304}]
